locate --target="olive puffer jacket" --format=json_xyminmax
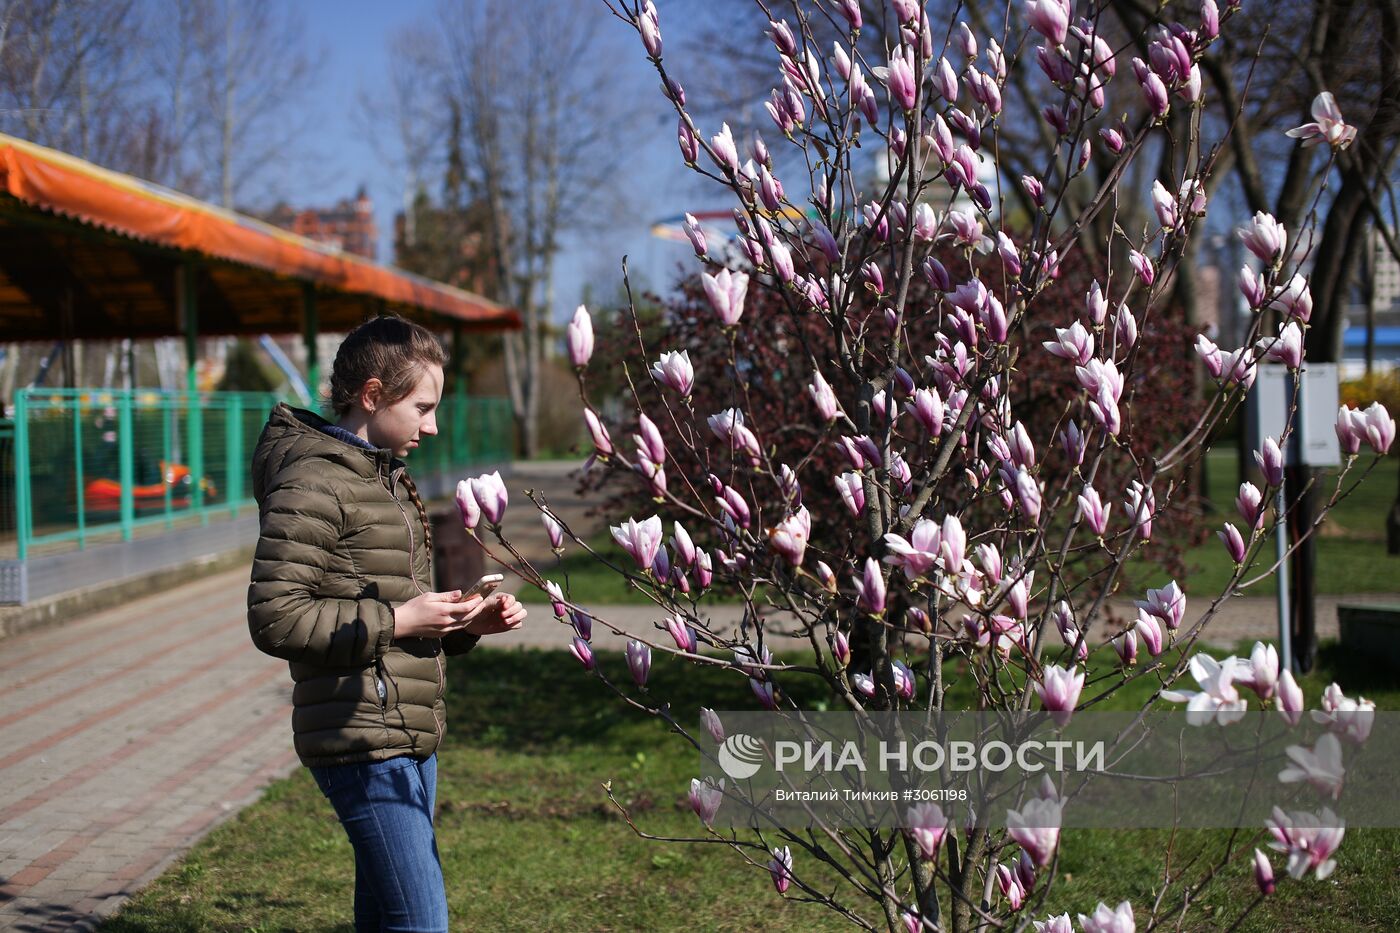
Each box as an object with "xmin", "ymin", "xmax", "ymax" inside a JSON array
[{"xmin": 247, "ymin": 402, "xmax": 478, "ymax": 767}]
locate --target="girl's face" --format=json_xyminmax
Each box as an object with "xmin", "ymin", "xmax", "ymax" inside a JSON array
[{"xmin": 364, "ymin": 363, "xmax": 444, "ymax": 457}]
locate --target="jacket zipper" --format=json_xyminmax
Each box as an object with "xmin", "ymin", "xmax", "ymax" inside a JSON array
[{"xmin": 386, "ymin": 464, "xmax": 445, "ymax": 743}]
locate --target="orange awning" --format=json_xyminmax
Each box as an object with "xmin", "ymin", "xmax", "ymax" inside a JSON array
[{"xmin": 0, "ymin": 133, "xmax": 520, "ymax": 340}]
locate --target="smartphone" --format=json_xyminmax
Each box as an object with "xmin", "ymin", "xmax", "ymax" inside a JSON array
[{"xmin": 458, "ymin": 573, "xmax": 505, "ymax": 602}]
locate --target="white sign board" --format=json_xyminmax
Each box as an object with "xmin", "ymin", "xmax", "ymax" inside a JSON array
[{"xmin": 1246, "ymin": 363, "xmax": 1340, "ymax": 467}]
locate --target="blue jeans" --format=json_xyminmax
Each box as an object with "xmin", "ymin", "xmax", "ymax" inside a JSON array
[{"xmin": 310, "ymin": 754, "xmax": 449, "ymax": 933}]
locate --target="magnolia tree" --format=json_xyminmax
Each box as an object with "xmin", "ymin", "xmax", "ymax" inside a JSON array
[{"xmin": 455, "ymin": 1, "xmax": 1396, "ymax": 930}]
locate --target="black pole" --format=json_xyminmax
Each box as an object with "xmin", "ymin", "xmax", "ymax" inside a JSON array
[{"xmin": 1284, "ymin": 463, "xmax": 1318, "ymax": 674}]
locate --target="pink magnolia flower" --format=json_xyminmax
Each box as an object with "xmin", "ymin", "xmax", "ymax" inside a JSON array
[
  {"xmin": 468, "ymin": 471, "xmax": 508, "ymax": 525},
  {"xmin": 996, "ymin": 862, "xmax": 1027, "ymax": 910},
  {"xmin": 751, "ymin": 677, "xmax": 777, "ymax": 709},
  {"xmin": 1025, "ymin": 0, "xmax": 1070, "ymax": 45},
  {"xmin": 708, "ymin": 123, "xmax": 739, "ymax": 174},
  {"xmin": 699, "ymin": 707, "xmax": 724, "ymax": 743},
  {"xmin": 1313, "ymin": 682, "xmax": 1376, "ymax": 744},
  {"xmin": 637, "ymin": 0, "xmax": 662, "ymax": 57},
  {"xmin": 1218, "ymin": 521, "xmax": 1247, "ymax": 563},
  {"xmin": 1034, "ymin": 914, "xmax": 1074, "ymax": 933},
  {"xmin": 1255, "ymin": 436, "xmax": 1285, "ymax": 486},
  {"xmin": 543, "ymin": 580, "xmax": 567, "ymax": 618},
  {"xmin": 454, "ymin": 479, "xmax": 480, "ymax": 530},
  {"xmin": 569, "ymin": 636, "xmax": 595, "ymax": 671},
  {"xmin": 1242, "ymin": 642, "xmax": 1279, "ymax": 700},
  {"xmin": 567, "ymin": 305, "xmax": 594, "ymax": 367},
  {"xmin": 1140, "ymin": 69, "xmax": 1170, "ymax": 118},
  {"xmin": 1279, "ymin": 732, "xmax": 1346, "ymax": 799},
  {"xmin": 768, "ymin": 846, "xmax": 793, "ymax": 894},
  {"xmin": 769, "ymin": 507, "xmax": 811, "ymax": 567},
  {"xmin": 635, "ymin": 413, "xmax": 667, "ymax": 466},
  {"xmin": 611, "ymin": 515, "xmax": 663, "ymax": 570},
  {"xmin": 677, "ymin": 118, "xmax": 699, "ymax": 164},
  {"xmin": 857, "ymin": 557, "xmax": 887, "ymax": 615},
  {"xmin": 1021, "ymin": 174, "xmax": 1045, "ymax": 208},
  {"xmin": 583, "ymin": 409, "xmax": 613, "ymax": 456},
  {"xmin": 1115, "ymin": 629, "xmax": 1138, "ymax": 667},
  {"xmin": 831, "ymin": 630, "xmax": 850, "ymax": 668},
  {"xmin": 1126, "ymin": 480, "xmax": 1155, "ymax": 541},
  {"xmin": 1043, "ymin": 320, "xmax": 1094, "ymax": 364},
  {"xmin": 688, "ymin": 777, "xmax": 724, "ymax": 825},
  {"xmin": 1335, "ymin": 406, "xmax": 1366, "ymax": 455},
  {"xmin": 1254, "ymin": 848, "xmax": 1275, "ymax": 895},
  {"xmin": 626, "ymin": 639, "xmax": 651, "ymax": 686},
  {"xmin": 1007, "ymin": 797, "xmax": 1061, "ymax": 867},
  {"xmin": 1150, "ymin": 180, "xmax": 1179, "ymax": 229},
  {"xmin": 904, "ymin": 803, "xmax": 950, "ymax": 860},
  {"xmin": 808, "ymin": 369, "xmax": 841, "ymax": 421},
  {"xmin": 682, "ymin": 212, "xmax": 706, "ymax": 257},
  {"xmin": 1114, "ymin": 305, "xmax": 1138, "ymax": 352},
  {"xmin": 1362, "ymin": 402, "xmax": 1396, "ymax": 454},
  {"xmin": 1267, "ymin": 806, "xmax": 1345, "ymax": 879},
  {"xmin": 1099, "ymin": 127, "xmax": 1125, "ymax": 153},
  {"xmin": 701, "ymin": 267, "xmax": 747, "ymax": 326},
  {"xmin": 1270, "ymin": 273, "xmax": 1313, "ymax": 321},
  {"xmin": 541, "ymin": 510, "xmax": 564, "ymax": 550},
  {"xmin": 1220, "ymin": 347, "xmax": 1258, "ymax": 390},
  {"xmin": 1285, "ymin": 91, "xmax": 1358, "ymax": 150},
  {"xmin": 1128, "ymin": 249, "xmax": 1155, "ymax": 285},
  {"xmin": 1012, "ymin": 468, "xmax": 1043, "ymax": 523},
  {"xmin": 1136, "ymin": 580, "xmax": 1186, "ymax": 630},
  {"xmin": 1236, "ymin": 481, "xmax": 1265, "ymax": 529},
  {"xmin": 666, "ymin": 614, "xmax": 697, "ymax": 653},
  {"xmin": 650, "ymin": 350, "xmax": 694, "ymax": 397},
  {"xmin": 1133, "ymin": 611, "xmax": 1165, "ymax": 657},
  {"xmin": 1079, "ymin": 900, "xmax": 1135, "ymax": 933},
  {"xmin": 1162, "ymin": 654, "xmax": 1249, "ymax": 725},
  {"xmin": 907, "ymin": 387, "xmax": 945, "ymax": 436},
  {"xmin": 1195, "ymin": 333, "xmax": 1223, "ymax": 377},
  {"xmin": 1276, "ymin": 668, "xmax": 1305, "ymax": 726},
  {"xmin": 1240, "ymin": 211, "xmax": 1287, "ymax": 265},
  {"xmin": 883, "ymin": 518, "xmax": 942, "ymax": 580},
  {"xmin": 836, "ymin": 471, "xmax": 866, "ymax": 517},
  {"xmin": 1238, "ymin": 264, "xmax": 1266, "ymax": 308},
  {"xmin": 1034, "ymin": 664, "xmax": 1084, "ymax": 726},
  {"xmin": 886, "ymin": 45, "xmax": 918, "ymax": 110}
]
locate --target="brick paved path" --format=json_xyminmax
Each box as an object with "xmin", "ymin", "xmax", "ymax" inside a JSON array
[{"xmin": 0, "ymin": 459, "xmax": 1393, "ymax": 929}]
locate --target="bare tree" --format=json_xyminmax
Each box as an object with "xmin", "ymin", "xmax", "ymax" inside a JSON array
[
  {"xmin": 0, "ymin": 0, "xmax": 144, "ymax": 166},
  {"xmin": 435, "ymin": 0, "xmax": 632, "ymax": 458}
]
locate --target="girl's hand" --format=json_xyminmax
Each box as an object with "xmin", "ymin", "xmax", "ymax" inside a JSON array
[
  {"xmin": 458, "ymin": 593, "xmax": 527, "ymax": 636},
  {"xmin": 392, "ymin": 591, "xmax": 485, "ymax": 640}
]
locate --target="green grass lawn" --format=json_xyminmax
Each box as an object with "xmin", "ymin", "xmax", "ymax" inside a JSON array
[{"xmin": 105, "ymin": 640, "xmax": 1400, "ymax": 932}]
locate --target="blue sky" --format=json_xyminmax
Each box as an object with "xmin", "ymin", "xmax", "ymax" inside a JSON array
[{"xmin": 296, "ymin": 0, "xmax": 709, "ymax": 323}]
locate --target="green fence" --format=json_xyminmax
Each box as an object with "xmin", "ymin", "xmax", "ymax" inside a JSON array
[{"xmin": 10, "ymin": 387, "xmax": 514, "ymax": 559}]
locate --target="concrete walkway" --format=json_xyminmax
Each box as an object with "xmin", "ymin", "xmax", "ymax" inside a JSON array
[{"xmin": 0, "ymin": 458, "xmax": 1394, "ymax": 929}]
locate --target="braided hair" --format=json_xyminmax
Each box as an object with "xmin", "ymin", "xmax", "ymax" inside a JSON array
[{"xmin": 399, "ymin": 470, "xmax": 434, "ymax": 557}]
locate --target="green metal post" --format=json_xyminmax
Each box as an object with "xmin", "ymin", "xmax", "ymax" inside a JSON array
[
  {"xmin": 303, "ymin": 284, "xmax": 320, "ymax": 411},
  {"xmin": 162, "ymin": 395, "xmax": 174, "ymax": 527},
  {"xmin": 181, "ymin": 264, "xmax": 206, "ymax": 522},
  {"xmin": 118, "ymin": 389, "xmax": 134, "ymax": 541},
  {"xmin": 14, "ymin": 389, "xmax": 30, "ymax": 560},
  {"xmin": 226, "ymin": 394, "xmax": 243, "ymax": 515},
  {"xmin": 73, "ymin": 397, "xmax": 85, "ymax": 549}
]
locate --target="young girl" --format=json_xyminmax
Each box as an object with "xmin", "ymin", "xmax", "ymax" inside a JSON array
[{"xmin": 248, "ymin": 314, "xmax": 526, "ymax": 932}]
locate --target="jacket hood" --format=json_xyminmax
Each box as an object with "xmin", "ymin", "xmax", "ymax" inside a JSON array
[{"xmin": 252, "ymin": 402, "xmax": 401, "ymax": 503}]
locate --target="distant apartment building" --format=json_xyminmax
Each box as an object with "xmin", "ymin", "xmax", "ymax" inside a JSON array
[{"xmin": 259, "ymin": 186, "xmax": 377, "ymax": 260}]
